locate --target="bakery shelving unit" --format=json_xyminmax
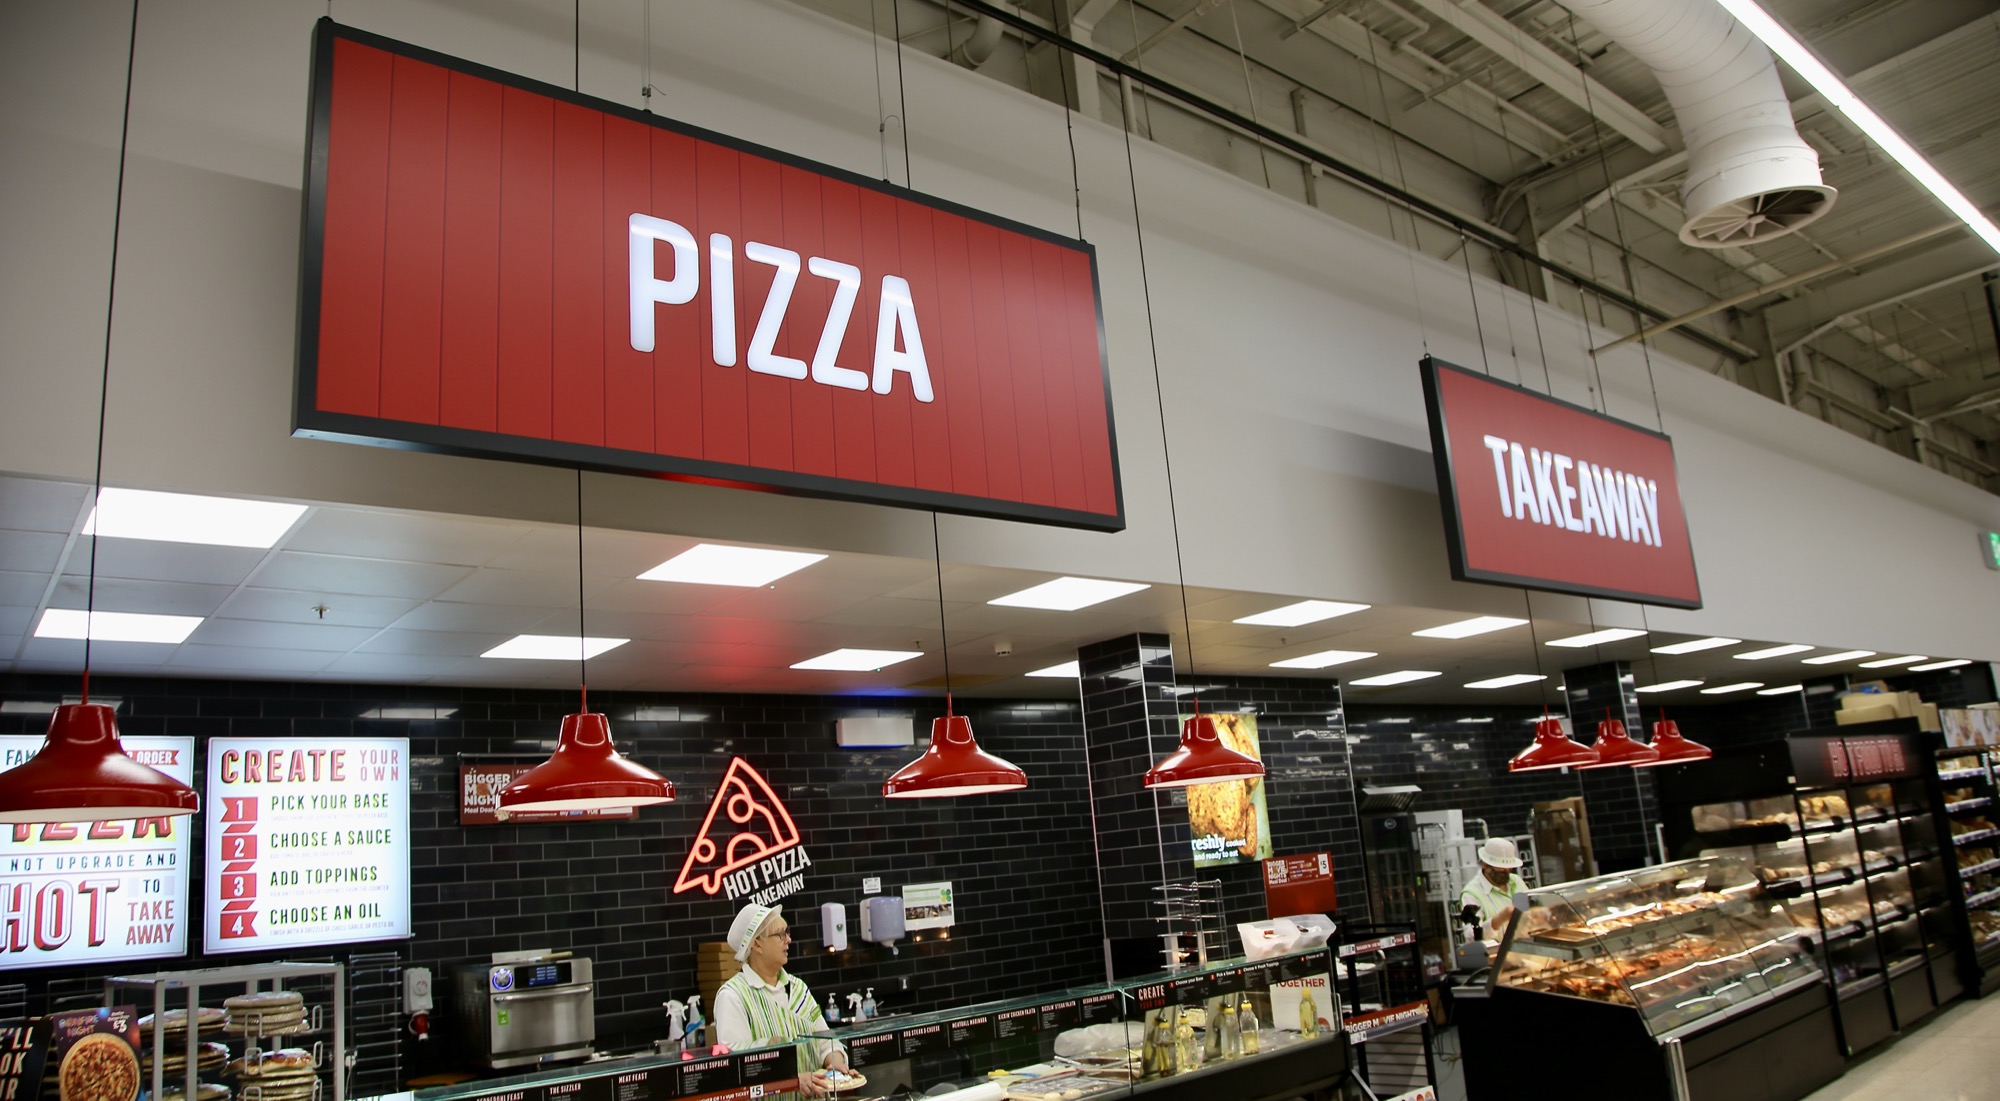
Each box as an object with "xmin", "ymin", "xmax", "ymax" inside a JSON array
[
  {"xmin": 1658, "ymin": 724, "xmax": 1954, "ymax": 1058},
  {"xmin": 106, "ymin": 961, "xmax": 346, "ymax": 1101},
  {"xmin": 1332, "ymin": 922, "xmax": 1435, "ymax": 1100},
  {"xmin": 1934, "ymin": 737, "xmax": 2000, "ymax": 996}
]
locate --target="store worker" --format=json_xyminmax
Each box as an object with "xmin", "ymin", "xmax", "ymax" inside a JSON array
[
  {"xmin": 1459, "ymin": 838, "xmax": 1530, "ymax": 938},
  {"xmin": 715, "ymin": 903, "xmax": 850, "ymax": 1097}
]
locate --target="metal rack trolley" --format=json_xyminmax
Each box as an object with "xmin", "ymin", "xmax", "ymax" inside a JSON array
[{"xmin": 107, "ymin": 961, "xmax": 347, "ymax": 1101}]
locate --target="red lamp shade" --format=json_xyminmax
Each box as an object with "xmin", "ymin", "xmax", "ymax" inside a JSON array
[
  {"xmin": 1649, "ymin": 718, "xmax": 1713, "ymax": 764},
  {"xmin": 1143, "ymin": 714, "xmax": 1265, "ymax": 789},
  {"xmin": 883, "ymin": 714, "xmax": 1028, "ymax": 798},
  {"xmin": 1580, "ymin": 715, "xmax": 1662, "ymax": 769},
  {"xmin": 0, "ymin": 703, "xmax": 198, "ymax": 823},
  {"xmin": 499, "ymin": 712, "xmax": 674, "ymax": 813},
  {"xmin": 1508, "ymin": 717, "xmax": 1601, "ymax": 773}
]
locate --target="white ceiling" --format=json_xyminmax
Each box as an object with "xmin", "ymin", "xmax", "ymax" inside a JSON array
[{"xmin": 0, "ymin": 474, "xmax": 1970, "ymax": 707}]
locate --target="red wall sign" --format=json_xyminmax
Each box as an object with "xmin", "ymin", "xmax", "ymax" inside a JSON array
[
  {"xmin": 1419, "ymin": 356, "xmax": 1702, "ymax": 608},
  {"xmin": 295, "ymin": 21, "xmax": 1123, "ymax": 531}
]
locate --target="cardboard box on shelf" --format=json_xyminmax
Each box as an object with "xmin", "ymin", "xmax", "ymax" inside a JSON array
[
  {"xmin": 1530, "ymin": 797, "xmax": 1595, "ymax": 885},
  {"xmin": 1918, "ymin": 703, "xmax": 1941, "ymax": 732},
  {"xmin": 1837, "ymin": 704, "xmax": 1900, "ymax": 726}
]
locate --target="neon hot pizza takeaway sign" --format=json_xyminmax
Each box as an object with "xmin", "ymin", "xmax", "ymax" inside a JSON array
[{"xmin": 674, "ymin": 758, "xmax": 812, "ymax": 907}]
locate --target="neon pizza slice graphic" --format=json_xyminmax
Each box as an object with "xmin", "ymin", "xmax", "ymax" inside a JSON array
[{"xmin": 674, "ymin": 757, "xmax": 804, "ymax": 895}]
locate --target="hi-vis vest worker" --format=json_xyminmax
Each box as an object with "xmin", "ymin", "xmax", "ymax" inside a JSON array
[
  {"xmin": 715, "ymin": 903, "xmax": 849, "ymax": 1097},
  {"xmin": 1460, "ymin": 838, "xmax": 1530, "ymax": 937}
]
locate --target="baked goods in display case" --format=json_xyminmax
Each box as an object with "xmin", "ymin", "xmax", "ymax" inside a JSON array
[{"xmin": 1491, "ymin": 853, "xmax": 1823, "ymax": 1037}]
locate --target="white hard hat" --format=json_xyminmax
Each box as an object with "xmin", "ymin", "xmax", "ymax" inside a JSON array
[
  {"xmin": 728, "ymin": 903, "xmax": 783, "ymax": 963},
  {"xmin": 1478, "ymin": 837, "xmax": 1523, "ymax": 869}
]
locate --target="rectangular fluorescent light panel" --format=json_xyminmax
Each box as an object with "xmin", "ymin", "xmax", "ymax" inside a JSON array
[
  {"xmin": 790, "ymin": 648, "xmax": 925, "ymax": 671},
  {"xmin": 1465, "ymin": 674, "xmax": 1548, "ymax": 689},
  {"xmin": 1734, "ymin": 644, "xmax": 1814, "ymax": 660},
  {"xmin": 84, "ymin": 487, "xmax": 306, "ymax": 548},
  {"xmin": 1700, "ymin": 682, "xmax": 1765, "ymax": 695},
  {"xmin": 988, "ymin": 577, "xmax": 1149, "ymax": 611},
  {"xmin": 1636, "ymin": 679, "xmax": 1705, "ymax": 693},
  {"xmin": 1412, "ymin": 616, "xmax": 1526, "ymax": 639},
  {"xmin": 1857, "ymin": 655, "xmax": 1927, "ymax": 668},
  {"xmin": 1027, "ymin": 660, "xmax": 1081, "ymax": 678},
  {"xmin": 1801, "ymin": 650, "xmax": 1875, "ymax": 665},
  {"xmin": 1651, "ymin": 637, "xmax": 1741, "ymax": 655},
  {"xmin": 1910, "ymin": 659, "xmax": 1972, "ymax": 672},
  {"xmin": 1270, "ymin": 649, "xmax": 1376, "ymax": 670},
  {"xmin": 1715, "ymin": 0, "xmax": 2000, "ymax": 254},
  {"xmin": 638, "ymin": 543, "xmax": 827, "ymax": 587},
  {"xmin": 1456, "ymin": 717, "xmax": 1494, "ymax": 724},
  {"xmin": 1757, "ymin": 684, "xmax": 1805, "ymax": 696},
  {"xmin": 35, "ymin": 608, "xmax": 202, "ymax": 644},
  {"xmin": 481, "ymin": 634, "xmax": 630, "ymax": 660},
  {"xmin": 1547, "ymin": 628, "xmax": 1647, "ymax": 648},
  {"xmin": 1234, "ymin": 600, "xmax": 1370, "ymax": 627},
  {"xmin": 358, "ymin": 706, "xmax": 460, "ymax": 720},
  {"xmin": 1350, "ymin": 670, "xmax": 1442, "ymax": 686}
]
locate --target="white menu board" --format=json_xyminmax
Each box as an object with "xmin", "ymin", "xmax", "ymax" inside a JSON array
[
  {"xmin": 0, "ymin": 735, "xmax": 195, "ymax": 968},
  {"xmin": 203, "ymin": 737, "xmax": 411, "ymax": 953}
]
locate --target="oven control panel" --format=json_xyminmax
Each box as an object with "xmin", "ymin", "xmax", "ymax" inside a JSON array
[{"xmin": 489, "ymin": 959, "xmax": 578, "ymax": 993}]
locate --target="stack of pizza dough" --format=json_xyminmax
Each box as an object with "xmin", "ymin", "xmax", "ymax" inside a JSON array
[
  {"xmin": 224, "ymin": 992, "xmax": 309, "ymax": 1038},
  {"xmin": 138, "ymin": 1007, "xmax": 233, "ymax": 1100},
  {"xmin": 226, "ymin": 1048, "xmax": 319, "ymax": 1101}
]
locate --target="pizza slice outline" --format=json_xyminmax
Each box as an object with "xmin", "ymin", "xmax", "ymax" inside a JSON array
[{"xmin": 673, "ymin": 757, "xmax": 804, "ymax": 895}]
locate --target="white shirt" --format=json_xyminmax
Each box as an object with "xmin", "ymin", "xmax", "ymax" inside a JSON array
[
  {"xmin": 714, "ymin": 968, "xmax": 843, "ymax": 1067},
  {"xmin": 1460, "ymin": 871, "xmax": 1528, "ymax": 936}
]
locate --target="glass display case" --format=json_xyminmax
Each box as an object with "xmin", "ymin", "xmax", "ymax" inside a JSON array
[
  {"xmin": 1936, "ymin": 735, "xmax": 2000, "ymax": 996},
  {"xmin": 1492, "ymin": 853, "xmax": 1822, "ymax": 1039}
]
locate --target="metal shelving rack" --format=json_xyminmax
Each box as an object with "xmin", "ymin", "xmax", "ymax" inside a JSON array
[
  {"xmin": 1934, "ymin": 739, "xmax": 2000, "ymax": 996},
  {"xmin": 106, "ymin": 961, "xmax": 346, "ymax": 1101}
]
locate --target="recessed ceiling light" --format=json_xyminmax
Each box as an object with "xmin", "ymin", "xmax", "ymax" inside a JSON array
[
  {"xmin": 358, "ymin": 706, "xmax": 460, "ymax": 720},
  {"xmin": 637, "ymin": 544, "xmax": 827, "ymax": 587},
  {"xmin": 1801, "ymin": 650, "xmax": 1875, "ymax": 665},
  {"xmin": 1636, "ymin": 680, "xmax": 1704, "ymax": 693},
  {"xmin": 1714, "ymin": 0, "xmax": 2000, "ymax": 254},
  {"xmin": 1464, "ymin": 674, "xmax": 1548, "ymax": 689},
  {"xmin": 1027, "ymin": 661, "xmax": 1080, "ymax": 678},
  {"xmin": 987, "ymin": 577, "xmax": 1149, "ymax": 611},
  {"xmin": 1375, "ymin": 718, "xmax": 1413, "ymax": 725},
  {"xmin": 481, "ymin": 634, "xmax": 630, "ymax": 660},
  {"xmin": 1234, "ymin": 600, "xmax": 1370, "ymax": 627},
  {"xmin": 0, "ymin": 699, "xmax": 119, "ymax": 715},
  {"xmin": 1350, "ymin": 670, "xmax": 1442, "ymax": 686},
  {"xmin": 789, "ymin": 648, "xmax": 925, "ymax": 671},
  {"xmin": 1270, "ymin": 649, "xmax": 1377, "ymax": 670},
  {"xmin": 1756, "ymin": 684, "xmax": 1805, "ymax": 696},
  {"xmin": 1456, "ymin": 717, "xmax": 1494, "ymax": 724},
  {"xmin": 1909, "ymin": 658, "xmax": 1972, "ymax": 672},
  {"xmin": 1857, "ymin": 655, "xmax": 1927, "ymax": 668},
  {"xmin": 1700, "ymin": 682, "xmax": 1765, "ymax": 695},
  {"xmin": 1735, "ymin": 644, "xmax": 1814, "ymax": 660},
  {"xmin": 35, "ymin": 609, "xmax": 202, "ymax": 644},
  {"xmin": 1547, "ymin": 628, "xmax": 1647, "ymax": 648},
  {"xmin": 1651, "ymin": 637, "xmax": 1742, "ymax": 655},
  {"xmin": 84, "ymin": 487, "xmax": 306, "ymax": 548},
  {"xmin": 1412, "ymin": 616, "xmax": 1527, "ymax": 639}
]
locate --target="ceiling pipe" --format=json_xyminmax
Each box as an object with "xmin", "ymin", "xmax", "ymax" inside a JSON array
[
  {"xmin": 948, "ymin": 12, "xmax": 1004, "ymax": 69},
  {"xmin": 1567, "ymin": 0, "xmax": 1835, "ymax": 247}
]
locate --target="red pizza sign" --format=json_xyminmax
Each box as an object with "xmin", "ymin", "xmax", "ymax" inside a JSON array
[
  {"xmin": 295, "ymin": 21, "xmax": 1123, "ymax": 531},
  {"xmin": 1419, "ymin": 356, "xmax": 1701, "ymax": 608},
  {"xmin": 674, "ymin": 758, "xmax": 810, "ymax": 906}
]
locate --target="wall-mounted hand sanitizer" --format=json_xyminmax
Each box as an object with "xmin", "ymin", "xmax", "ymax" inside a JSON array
[
  {"xmin": 860, "ymin": 895, "xmax": 905, "ymax": 948},
  {"xmin": 822, "ymin": 902, "xmax": 848, "ymax": 952}
]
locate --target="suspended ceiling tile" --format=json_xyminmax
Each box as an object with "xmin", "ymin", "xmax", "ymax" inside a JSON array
[
  {"xmin": 433, "ymin": 567, "xmax": 590, "ymax": 608},
  {"xmin": 188, "ymin": 618, "xmax": 381, "ymax": 652},
  {"xmin": 18, "ymin": 637, "xmax": 175, "ymax": 670},
  {"xmin": 0, "ymin": 606, "xmax": 33, "ymax": 637},
  {"xmin": 163, "ymin": 644, "xmax": 339, "ymax": 676},
  {"xmin": 46, "ymin": 575, "xmax": 238, "ymax": 616},
  {"xmin": 250, "ymin": 551, "xmax": 474, "ymax": 600},
  {"xmin": 215, "ymin": 587, "xmax": 421, "ymax": 628},
  {"xmin": 350, "ymin": 628, "xmax": 512, "ymax": 658},
  {"xmin": 319, "ymin": 651, "xmax": 485, "ymax": 680},
  {"xmin": 0, "ymin": 530, "xmax": 69, "ymax": 574},
  {"xmin": 390, "ymin": 600, "xmax": 562, "ymax": 634},
  {"xmin": 64, "ymin": 539, "xmax": 266, "ymax": 586},
  {"xmin": 283, "ymin": 506, "xmax": 530, "ymax": 566},
  {"xmin": 0, "ymin": 476, "xmax": 89, "ymax": 533},
  {"xmin": 0, "ymin": 570, "xmax": 51, "ymax": 607}
]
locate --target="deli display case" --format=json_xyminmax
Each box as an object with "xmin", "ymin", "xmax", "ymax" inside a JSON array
[
  {"xmin": 1935, "ymin": 731, "xmax": 2000, "ymax": 995},
  {"xmin": 1455, "ymin": 853, "xmax": 1839, "ymax": 1101},
  {"xmin": 1658, "ymin": 723, "xmax": 1958, "ymax": 1057}
]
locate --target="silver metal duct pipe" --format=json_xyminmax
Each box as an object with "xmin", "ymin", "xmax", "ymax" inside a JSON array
[
  {"xmin": 1569, "ymin": 0, "xmax": 1835, "ymax": 247},
  {"xmin": 949, "ymin": 13, "xmax": 1004, "ymax": 69}
]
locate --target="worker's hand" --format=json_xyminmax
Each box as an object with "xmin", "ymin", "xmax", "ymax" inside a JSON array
[
  {"xmin": 799, "ymin": 1070, "xmax": 832, "ymax": 1097},
  {"xmin": 824, "ymin": 1051, "xmax": 851, "ymax": 1074},
  {"xmin": 1489, "ymin": 906, "xmax": 1515, "ymax": 934}
]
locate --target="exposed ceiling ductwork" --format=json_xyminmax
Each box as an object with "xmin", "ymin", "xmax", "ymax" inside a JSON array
[{"xmin": 1569, "ymin": 0, "xmax": 1836, "ymax": 247}]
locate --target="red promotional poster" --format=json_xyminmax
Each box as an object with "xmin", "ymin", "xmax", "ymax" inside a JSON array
[
  {"xmin": 296, "ymin": 21, "xmax": 1122, "ymax": 531},
  {"xmin": 44, "ymin": 1008, "xmax": 140, "ymax": 1101},
  {"xmin": 458, "ymin": 762, "xmax": 637, "ymax": 825},
  {"xmin": 1262, "ymin": 852, "xmax": 1337, "ymax": 918},
  {"xmin": 1419, "ymin": 356, "xmax": 1701, "ymax": 608}
]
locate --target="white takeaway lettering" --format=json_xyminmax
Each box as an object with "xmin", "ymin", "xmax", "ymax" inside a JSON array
[
  {"xmin": 1481, "ymin": 434, "xmax": 1662, "ymax": 547},
  {"xmin": 628, "ymin": 214, "xmax": 933, "ymax": 403}
]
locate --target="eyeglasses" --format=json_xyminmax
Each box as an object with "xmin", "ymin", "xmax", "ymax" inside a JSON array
[{"xmin": 757, "ymin": 926, "xmax": 792, "ymax": 942}]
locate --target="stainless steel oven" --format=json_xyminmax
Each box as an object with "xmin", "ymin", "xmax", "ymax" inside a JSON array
[{"xmin": 452, "ymin": 954, "xmax": 595, "ymax": 1069}]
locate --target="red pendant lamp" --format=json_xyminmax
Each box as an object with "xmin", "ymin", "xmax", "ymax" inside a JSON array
[
  {"xmin": 1508, "ymin": 714, "xmax": 1601, "ymax": 772},
  {"xmin": 500, "ymin": 473, "xmax": 673, "ymax": 815},
  {"xmin": 1580, "ymin": 710, "xmax": 1661, "ymax": 769},
  {"xmin": 0, "ymin": 6, "xmax": 198, "ymax": 825},
  {"xmin": 1648, "ymin": 712, "xmax": 1713, "ymax": 765},
  {"xmin": 1143, "ymin": 708, "xmax": 1265, "ymax": 789},
  {"xmin": 883, "ymin": 516, "xmax": 1027, "ymax": 799}
]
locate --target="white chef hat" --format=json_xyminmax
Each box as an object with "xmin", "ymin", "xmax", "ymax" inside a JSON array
[{"xmin": 728, "ymin": 902, "xmax": 784, "ymax": 962}]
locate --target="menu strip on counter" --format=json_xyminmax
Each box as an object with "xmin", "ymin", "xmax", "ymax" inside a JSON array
[
  {"xmin": 994, "ymin": 1005, "xmax": 1039, "ymax": 1039},
  {"xmin": 847, "ymin": 1030, "xmax": 899, "ymax": 1068},
  {"xmin": 1078, "ymin": 992, "xmax": 1119, "ymax": 1025},
  {"xmin": 676, "ymin": 1055, "xmax": 737, "ymax": 1095},
  {"xmin": 947, "ymin": 1014, "xmax": 995, "ymax": 1045},
  {"xmin": 898, "ymin": 1022, "xmax": 948, "ymax": 1058}
]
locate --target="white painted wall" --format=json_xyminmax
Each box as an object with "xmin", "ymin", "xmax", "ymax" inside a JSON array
[{"xmin": 1, "ymin": 0, "xmax": 1994, "ymax": 660}]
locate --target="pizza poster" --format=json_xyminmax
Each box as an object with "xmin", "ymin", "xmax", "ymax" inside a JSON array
[
  {"xmin": 1179, "ymin": 714, "xmax": 1273, "ymax": 868},
  {"xmin": 459, "ymin": 762, "xmax": 636, "ymax": 825},
  {"xmin": 46, "ymin": 1007, "xmax": 139, "ymax": 1101},
  {"xmin": 203, "ymin": 737, "xmax": 411, "ymax": 953},
  {"xmin": 0, "ymin": 736, "xmax": 194, "ymax": 969}
]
